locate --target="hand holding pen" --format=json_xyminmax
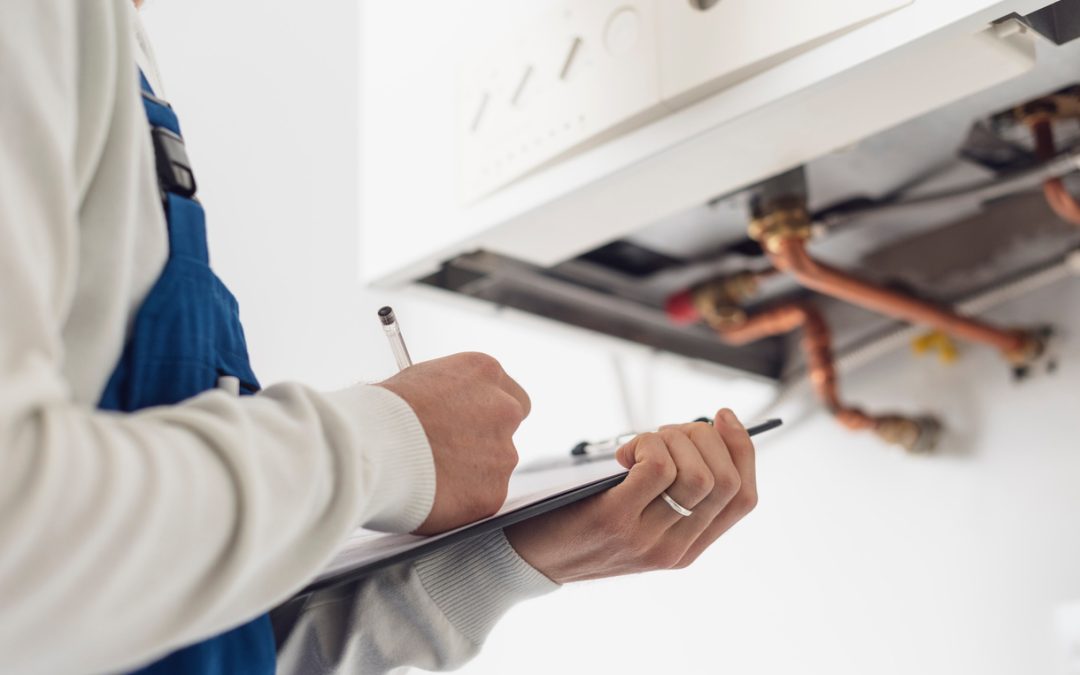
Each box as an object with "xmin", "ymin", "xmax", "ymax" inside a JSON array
[
  {"xmin": 373, "ymin": 307, "xmax": 765, "ymax": 586},
  {"xmin": 374, "ymin": 307, "xmax": 530, "ymax": 534}
]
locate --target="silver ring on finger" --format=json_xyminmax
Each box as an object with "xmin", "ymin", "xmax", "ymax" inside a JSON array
[{"xmin": 660, "ymin": 491, "xmax": 693, "ymax": 517}]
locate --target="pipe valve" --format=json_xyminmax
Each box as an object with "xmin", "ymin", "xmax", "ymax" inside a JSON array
[
  {"xmin": 874, "ymin": 415, "xmax": 943, "ymax": 454},
  {"xmin": 748, "ymin": 196, "xmax": 813, "ymax": 254}
]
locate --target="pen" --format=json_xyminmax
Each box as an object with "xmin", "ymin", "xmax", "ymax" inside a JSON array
[{"xmin": 378, "ymin": 306, "xmax": 413, "ymax": 371}]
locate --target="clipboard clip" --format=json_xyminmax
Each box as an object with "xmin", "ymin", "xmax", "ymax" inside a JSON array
[
  {"xmin": 569, "ymin": 417, "xmax": 715, "ymax": 459},
  {"xmin": 520, "ymin": 418, "xmax": 782, "ymax": 474}
]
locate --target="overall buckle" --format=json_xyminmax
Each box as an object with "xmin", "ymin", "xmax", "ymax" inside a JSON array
[{"xmin": 151, "ymin": 127, "xmax": 197, "ymax": 199}]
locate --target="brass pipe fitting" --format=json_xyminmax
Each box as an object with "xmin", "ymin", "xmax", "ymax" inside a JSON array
[
  {"xmin": 873, "ymin": 415, "xmax": 942, "ymax": 454},
  {"xmin": 683, "ymin": 270, "xmax": 770, "ymax": 329},
  {"xmin": 1003, "ymin": 330, "xmax": 1046, "ymax": 367},
  {"xmin": 748, "ymin": 196, "xmax": 813, "ymax": 254}
]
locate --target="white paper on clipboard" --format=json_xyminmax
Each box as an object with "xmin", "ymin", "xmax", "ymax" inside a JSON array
[{"xmin": 313, "ymin": 457, "xmax": 627, "ymax": 586}]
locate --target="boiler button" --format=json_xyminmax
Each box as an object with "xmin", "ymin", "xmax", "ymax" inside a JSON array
[{"xmin": 604, "ymin": 7, "xmax": 640, "ymax": 57}]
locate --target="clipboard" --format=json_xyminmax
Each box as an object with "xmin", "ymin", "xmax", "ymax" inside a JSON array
[{"xmin": 298, "ymin": 418, "xmax": 782, "ymax": 598}]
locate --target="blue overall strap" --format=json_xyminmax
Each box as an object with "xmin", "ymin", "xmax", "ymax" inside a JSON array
[{"xmin": 97, "ymin": 70, "xmax": 274, "ymax": 674}]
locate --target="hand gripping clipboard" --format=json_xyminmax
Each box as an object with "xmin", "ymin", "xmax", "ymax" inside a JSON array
[{"xmin": 299, "ymin": 419, "xmax": 782, "ymax": 598}]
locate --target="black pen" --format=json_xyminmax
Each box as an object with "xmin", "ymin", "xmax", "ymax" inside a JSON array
[{"xmin": 520, "ymin": 418, "xmax": 783, "ymax": 473}]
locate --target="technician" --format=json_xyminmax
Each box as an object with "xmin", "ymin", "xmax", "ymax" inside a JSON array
[{"xmin": 0, "ymin": 2, "xmax": 760, "ymax": 674}]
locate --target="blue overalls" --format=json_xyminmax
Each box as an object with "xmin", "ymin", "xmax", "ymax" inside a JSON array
[{"xmin": 97, "ymin": 71, "xmax": 276, "ymax": 674}]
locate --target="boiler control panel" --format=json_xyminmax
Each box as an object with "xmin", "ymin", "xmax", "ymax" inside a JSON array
[{"xmin": 457, "ymin": 0, "xmax": 911, "ymax": 201}]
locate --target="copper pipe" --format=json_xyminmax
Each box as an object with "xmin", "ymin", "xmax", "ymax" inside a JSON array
[
  {"xmin": 687, "ymin": 283, "xmax": 940, "ymax": 449},
  {"xmin": 765, "ymin": 236, "xmax": 1030, "ymax": 357},
  {"xmin": 711, "ymin": 302, "xmax": 876, "ymax": 431},
  {"xmin": 714, "ymin": 303, "xmax": 806, "ymax": 345},
  {"xmin": 1029, "ymin": 117, "xmax": 1080, "ymax": 226}
]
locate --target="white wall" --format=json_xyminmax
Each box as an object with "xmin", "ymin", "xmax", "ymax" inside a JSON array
[
  {"xmin": 142, "ymin": 2, "xmax": 1080, "ymax": 674},
  {"xmin": 466, "ymin": 280, "xmax": 1080, "ymax": 675}
]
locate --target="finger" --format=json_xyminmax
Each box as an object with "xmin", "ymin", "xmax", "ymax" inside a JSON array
[
  {"xmin": 615, "ymin": 435, "xmax": 638, "ymax": 469},
  {"xmin": 605, "ymin": 433, "xmax": 676, "ymax": 516},
  {"xmin": 673, "ymin": 491, "xmax": 752, "ymax": 568},
  {"xmin": 662, "ymin": 421, "xmax": 741, "ymax": 540},
  {"xmin": 499, "ymin": 370, "xmax": 532, "ymax": 418},
  {"xmin": 640, "ymin": 428, "xmax": 715, "ymax": 529},
  {"xmin": 714, "ymin": 409, "xmax": 756, "ymax": 497},
  {"xmin": 675, "ymin": 410, "xmax": 759, "ymax": 567},
  {"xmin": 689, "ymin": 419, "xmax": 743, "ymax": 506}
]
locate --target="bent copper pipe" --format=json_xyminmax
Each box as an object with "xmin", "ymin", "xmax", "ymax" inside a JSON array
[
  {"xmin": 764, "ymin": 237, "xmax": 1029, "ymax": 356},
  {"xmin": 1030, "ymin": 118, "xmax": 1080, "ymax": 226},
  {"xmin": 712, "ymin": 302, "xmax": 876, "ymax": 431}
]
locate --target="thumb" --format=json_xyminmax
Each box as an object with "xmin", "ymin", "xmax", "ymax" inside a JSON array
[
  {"xmin": 606, "ymin": 433, "xmax": 676, "ymax": 514},
  {"xmin": 615, "ymin": 436, "xmax": 639, "ymax": 469}
]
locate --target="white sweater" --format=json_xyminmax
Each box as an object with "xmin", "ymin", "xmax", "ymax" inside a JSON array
[{"xmin": 0, "ymin": 2, "xmax": 554, "ymax": 673}]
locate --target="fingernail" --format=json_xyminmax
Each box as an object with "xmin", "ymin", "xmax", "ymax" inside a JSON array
[{"xmin": 720, "ymin": 409, "xmax": 743, "ymax": 429}]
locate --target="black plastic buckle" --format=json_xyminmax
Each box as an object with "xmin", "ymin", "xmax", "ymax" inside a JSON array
[{"xmin": 151, "ymin": 127, "xmax": 197, "ymax": 199}]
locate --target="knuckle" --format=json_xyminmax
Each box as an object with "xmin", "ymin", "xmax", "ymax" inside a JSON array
[
  {"xmin": 494, "ymin": 392, "xmax": 525, "ymax": 423},
  {"xmin": 734, "ymin": 486, "xmax": 759, "ymax": 514},
  {"xmin": 464, "ymin": 352, "xmax": 504, "ymax": 379},
  {"xmin": 689, "ymin": 421, "xmax": 715, "ymax": 436},
  {"xmin": 658, "ymin": 428, "xmax": 682, "ymax": 443},
  {"xmin": 714, "ymin": 469, "xmax": 742, "ymax": 500},
  {"xmin": 501, "ymin": 444, "xmax": 520, "ymax": 472},
  {"xmin": 636, "ymin": 430, "xmax": 659, "ymax": 447},
  {"xmin": 518, "ymin": 388, "xmax": 533, "ymax": 418},
  {"xmin": 645, "ymin": 458, "xmax": 677, "ymax": 486},
  {"xmin": 684, "ymin": 470, "xmax": 714, "ymax": 502}
]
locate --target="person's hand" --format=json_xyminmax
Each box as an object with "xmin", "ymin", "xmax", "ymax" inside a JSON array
[
  {"xmin": 378, "ymin": 352, "xmax": 530, "ymax": 535},
  {"xmin": 505, "ymin": 409, "xmax": 756, "ymax": 583}
]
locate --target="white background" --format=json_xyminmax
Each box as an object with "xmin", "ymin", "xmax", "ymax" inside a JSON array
[{"xmin": 142, "ymin": 2, "xmax": 1080, "ymax": 673}]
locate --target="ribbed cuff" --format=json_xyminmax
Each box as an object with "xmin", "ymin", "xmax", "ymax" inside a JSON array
[
  {"xmin": 414, "ymin": 530, "xmax": 560, "ymax": 645},
  {"xmin": 326, "ymin": 384, "xmax": 436, "ymax": 533}
]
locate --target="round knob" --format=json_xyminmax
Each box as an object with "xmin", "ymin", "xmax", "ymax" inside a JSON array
[{"xmin": 604, "ymin": 7, "xmax": 640, "ymax": 57}]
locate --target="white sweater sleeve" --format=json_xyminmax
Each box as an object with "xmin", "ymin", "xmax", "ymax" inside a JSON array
[
  {"xmin": 0, "ymin": 3, "xmax": 446, "ymax": 673},
  {"xmin": 272, "ymin": 531, "xmax": 559, "ymax": 674}
]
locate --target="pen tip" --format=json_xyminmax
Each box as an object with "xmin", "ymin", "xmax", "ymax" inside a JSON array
[{"xmin": 377, "ymin": 306, "xmax": 396, "ymax": 325}]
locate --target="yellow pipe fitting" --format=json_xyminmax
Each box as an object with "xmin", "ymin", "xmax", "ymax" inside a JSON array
[{"xmin": 912, "ymin": 330, "xmax": 959, "ymax": 364}]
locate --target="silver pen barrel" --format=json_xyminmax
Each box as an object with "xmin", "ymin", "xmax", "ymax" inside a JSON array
[{"xmin": 378, "ymin": 306, "xmax": 413, "ymax": 371}]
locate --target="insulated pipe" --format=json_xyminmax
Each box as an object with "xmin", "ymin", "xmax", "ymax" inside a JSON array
[
  {"xmin": 763, "ymin": 235, "xmax": 1032, "ymax": 359},
  {"xmin": 1029, "ymin": 117, "xmax": 1080, "ymax": 226}
]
